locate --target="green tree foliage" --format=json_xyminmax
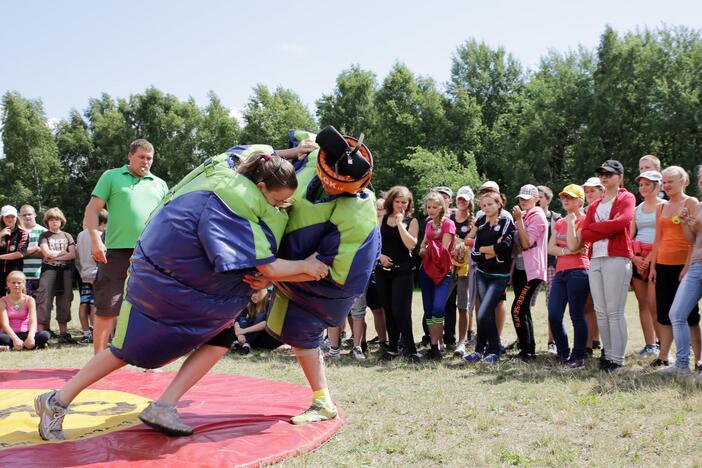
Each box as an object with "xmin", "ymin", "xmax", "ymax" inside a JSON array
[
  {"xmin": 372, "ymin": 63, "xmax": 449, "ymax": 190},
  {"xmin": 401, "ymin": 147, "xmax": 481, "ymax": 203},
  {"xmin": 316, "ymin": 65, "xmax": 377, "ymax": 136},
  {"xmin": 0, "ymin": 92, "xmax": 63, "ymax": 212},
  {"xmin": 241, "ymin": 85, "xmax": 316, "ymax": 148}
]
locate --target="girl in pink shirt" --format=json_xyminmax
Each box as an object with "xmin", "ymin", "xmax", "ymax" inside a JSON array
[
  {"xmin": 511, "ymin": 185, "xmax": 548, "ymax": 359},
  {"xmin": 0, "ymin": 271, "xmax": 50, "ymax": 351},
  {"xmin": 547, "ymin": 185, "xmax": 591, "ymax": 368},
  {"xmin": 419, "ymin": 191, "xmax": 456, "ymax": 360}
]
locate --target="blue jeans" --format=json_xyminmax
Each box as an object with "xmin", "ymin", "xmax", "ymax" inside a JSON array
[
  {"xmin": 670, "ymin": 261, "xmax": 702, "ymax": 369},
  {"xmin": 420, "ymin": 268, "xmax": 452, "ymax": 325},
  {"xmin": 475, "ymin": 271, "xmax": 509, "ymax": 356},
  {"xmin": 548, "ymin": 268, "xmax": 590, "ymax": 360}
]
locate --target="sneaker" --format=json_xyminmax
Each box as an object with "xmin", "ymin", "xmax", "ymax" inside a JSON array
[
  {"xmin": 79, "ymin": 330, "xmax": 93, "ymax": 344},
  {"xmin": 291, "ymin": 401, "xmax": 338, "ymax": 425},
  {"xmin": 466, "ymin": 331, "xmax": 476, "ymax": 346},
  {"xmin": 239, "ymin": 343, "xmax": 251, "ymax": 355},
  {"xmin": 438, "ymin": 343, "xmax": 447, "ymax": 353},
  {"xmin": 601, "ymin": 360, "xmax": 623, "ymax": 373},
  {"xmin": 48, "ymin": 330, "xmax": 59, "ymax": 339},
  {"xmin": 323, "ymin": 347, "xmax": 340, "ymax": 360},
  {"xmin": 547, "ymin": 342, "xmax": 557, "ymax": 355},
  {"xmin": 657, "ymin": 366, "xmax": 692, "ymax": 377},
  {"xmin": 426, "ymin": 348, "xmax": 443, "ymax": 360},
  {"xmin": 343, "ymin": 337, "xmax": 354, "ymax": 348},
  {"xmin": 361, "ymin": 341, "xmax": 368, "ymax": 354},
  {"xmin": 406, "ymin": 353, "xmax": 422, "ymax": 363},
  {"xmin": 565, "ymin": 358, "xmax": 585, "ymax": 369},
  {"xmin": 368, "ymin": 336, "xmax": 380, "ymax": 344},
  {"xmin": 453, "ymin": 342, "xmax": 466, "ymax": 357},
  {"xmin": 498, "ymin": 344, "xmax": 507, "ymax": 356},
  {"xmin": 378, "ymin": 341, "xmax": 390, "ymax": 352},
  {"xmin": 464, "ymin": 351, "xmax": 483, "ymax": 363},
  {"xmin": 138, "ymin": 402, "xmax": 194, "ymax": 436},
  {"xmin": 34, "ymin": 390, "xmax": 67, "ymax": 441},
  {"xmin": 0, "ymin": 345, "xmax": 9, "ymax": 352},
  {"xmin": 636, "ymin": 344, "xmax": 659, "ymax": 360},
  {"xmin": 57, "ymin": 333, "xmax": 78, "ymax": 344},
  {"xmin": 592, "ymin": 340, "xmax": 601, "ymax": 350},
  {"xmin": 517, "ymin": 351, "xmax": 536, "ymax": 362},
  {"xmin": 420, "ymin": 336, "xmax": 431, "ymax": 348},
  {"xmin": 351, "ymin": 346, "xmax": 366, "ymax": 361},
  {"xmin": 649, "ymin": 358, "xmax": 670, "ymax": 368},
  {"xmin": 379, "ymin": 350, "xmax": 399, "ymax": 361},
  {"xmin": 483, "ymin": 353, "xmax": 500, "ymax": 364}
]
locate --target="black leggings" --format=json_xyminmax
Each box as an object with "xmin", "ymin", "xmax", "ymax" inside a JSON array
[
  {"xmin": 511, "ymin": 269, "xmax": 542, "ymax": 354},
  {"xmin": 0, "ymin": 330, "xmax": 50, "ymax": 349},
  {"xmin": 376, "ymin": 266, "xmax": 416, "ymax": 355}
]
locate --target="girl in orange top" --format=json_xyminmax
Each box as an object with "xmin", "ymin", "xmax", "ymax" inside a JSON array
[{"xmin": 649, "ymin": 166, "xmax": 701, "ymax": 368}]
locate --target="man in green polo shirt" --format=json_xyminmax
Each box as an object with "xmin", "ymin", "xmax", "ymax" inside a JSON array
[{"xmin": 85, "ymin": 139, "xmax": 168, "ymax": 353}]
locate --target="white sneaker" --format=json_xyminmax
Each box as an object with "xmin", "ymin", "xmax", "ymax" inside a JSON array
[
  {"xmin": 439, "ymin": 343, "xmax": 446, "ymax": 353},
  {"xmin": 547, "ymin": 343, "xmax": 557, "ymax": 355},
  {"xmin": 453, "ymin": 342, "xmax": 466, "ymax": 357},
  {"xmin": 351, "ymin": 346, "xmax": 366, "ymax": 360}
]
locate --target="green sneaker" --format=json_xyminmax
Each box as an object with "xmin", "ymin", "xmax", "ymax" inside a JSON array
[{"xmin": 290, "ymin": 401, "xmax": 338, "ymax": 425}]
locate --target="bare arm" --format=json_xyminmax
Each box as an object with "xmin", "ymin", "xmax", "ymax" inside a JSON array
[
  {"xmin": 397, "ymin": 217, "xmax": 418, "ymax": 251},
  {"xmin": 53, "ymin": 243, "xmax": 76, "ymax": 262},
  {"xmin": 256, "ymin": 253, "xmax": 328, "ymax": 281},
  {"xmin": 85, "ymin": 196, "xmax": 108, "ymax": 263},
  {"xmin": 0, "ymin": 252, "xmax": 24, "ymax": 261}
]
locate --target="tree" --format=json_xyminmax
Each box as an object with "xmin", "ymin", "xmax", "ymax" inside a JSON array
[
  {"xmin": 400, "ymin": 147, "xmax": 481, "ymax": 203},
  {"xmin": 372, "ymin": 63, "xmax": 449, "ymax": 190},
  {"xmin": 241, "ymin": 85, "xmax": 316, "ymax": 148},
  {"xmin": 316, "ymin": 65, "xmax": 377, "ymax": 136},
  {"xmin": 0, "ymin": 92, "xmax": 63, "ymax": 213},
  {"xmin": 197, "ymin": 92, "xmax": 241, "ymax": 156}
]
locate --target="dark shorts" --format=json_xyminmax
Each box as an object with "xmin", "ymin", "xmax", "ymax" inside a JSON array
[
  {"xmin": 206, "ymin": 326, "xmax": 237, "ymax": 349},
  {"xmin": 656, "ymin": 263, "xmax": 701, "ymax": 326},
  {"xmin": 94, "ymin": 249, "xmax": 133, "ymax": 317},
  {"xmin": 78, "ymin": 279, "xmax": 94, "ymax": 305},
  {"xmin": 365, "ymin": 271, "xmax": 382, "ymax": 310}
]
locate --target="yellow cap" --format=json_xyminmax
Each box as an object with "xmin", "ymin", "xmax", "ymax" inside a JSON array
[{"xmin": 559, "ymin": 184, "xmax": 584, "ymax": 201}]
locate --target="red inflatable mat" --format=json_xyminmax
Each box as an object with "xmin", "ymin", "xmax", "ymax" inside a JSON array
[{"xmin": 0, "ymin": 368, "xmax": 343, "ymax": 467}]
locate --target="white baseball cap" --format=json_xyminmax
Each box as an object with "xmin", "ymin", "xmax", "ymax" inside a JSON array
[
  {"xmin": 456, "ymin": 186, "xmax": 474, "ymax": 201},
  {"xmin": 1, "ymin": 205, "xmax": 18, "ymax": 217},
  {"xmin": 478, "ymin": 181, "xmax": 500, "ymax": 193},
  {"xmin": 516, "ymin": 184, "xmax": 539, "ymax": 200},
  {"xmin": 582, "ymin": 177, "xmax": 604, "ymax": 189}
]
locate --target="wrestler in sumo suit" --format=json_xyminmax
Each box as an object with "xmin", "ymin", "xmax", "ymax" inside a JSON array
[{"xmin": 34, "ymin": 145, "xmax": 327, "ymax": 439}]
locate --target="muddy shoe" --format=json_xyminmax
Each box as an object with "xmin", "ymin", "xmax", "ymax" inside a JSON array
[{"xmin": 138, "ymin": 402, "xmax": 194, "ymax": 436}]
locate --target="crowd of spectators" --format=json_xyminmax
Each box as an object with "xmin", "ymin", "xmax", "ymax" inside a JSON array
[{"xmin": 4, "ymin": 144, "xmax": 702, "ymax": 383}]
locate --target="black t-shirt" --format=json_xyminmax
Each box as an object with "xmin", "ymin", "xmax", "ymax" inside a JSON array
[
  {"xmin": 451, "ymin": 212, "xmax": 473, "ymax": 240},
  {"xmin": 545, "ymin": 210, "xmax": 562, "ymax": 267},
  {"xmin": 380, "ymin": 215, "xmax": 415, "ymax": 264}
]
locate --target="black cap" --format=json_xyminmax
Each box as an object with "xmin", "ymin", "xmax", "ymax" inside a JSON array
[{"xmin": 595, "ymin": 160, "xmax": 624, "ymax": 175}]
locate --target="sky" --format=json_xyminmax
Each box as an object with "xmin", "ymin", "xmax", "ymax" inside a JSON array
[{"xmin": 1, "ymin": 0, "xmax": 702, "ymax": 125}]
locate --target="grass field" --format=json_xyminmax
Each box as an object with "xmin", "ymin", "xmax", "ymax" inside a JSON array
[{"xmin": 3, "ymin": 290, "xmax": 702, "ymax": 466}]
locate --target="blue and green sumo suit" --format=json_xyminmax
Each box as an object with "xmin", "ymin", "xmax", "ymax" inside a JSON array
[
  {"xmin": 266, "ymin": 150, "xmax": 381, "ymax": 349},
  {"xmin": 110, "ymin": 145, "xmax": 288, "ymax": 369}
]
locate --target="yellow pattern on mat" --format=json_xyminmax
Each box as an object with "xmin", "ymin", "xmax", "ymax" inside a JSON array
[{"xmin": 0, "ymin": 389, "xmax": 150, "ymax": 450}]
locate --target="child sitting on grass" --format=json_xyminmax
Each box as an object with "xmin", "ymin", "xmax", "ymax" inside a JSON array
[{"xmin": 0, "ymin": 271, "xmax": 50, "ymax": 351}]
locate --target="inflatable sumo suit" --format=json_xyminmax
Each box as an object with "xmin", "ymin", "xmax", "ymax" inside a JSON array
[
  {"xmin": 266, "ymin": 128, "xmax": 381, "ymax": 349},
  {"xmin": 110, "ymin": 145, "xmax": 288, "ymax": 368}
]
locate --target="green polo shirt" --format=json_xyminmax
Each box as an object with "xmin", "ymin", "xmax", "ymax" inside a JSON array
[{"xmin": 92, "ymin": 165, "xmax": 169, "ymax": 249}]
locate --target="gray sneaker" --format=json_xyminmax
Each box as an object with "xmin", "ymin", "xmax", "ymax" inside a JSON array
[
  {"xmin": 657, "ymin": 366, "xmax": 692, "ymax": 377},
  {"xmin": 34, "ymin": 390, "xmax": 67, "ymax": 440},
  {"xmin": 138, "ymin": 402, "xmax": 194, "ymax": 436}
]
